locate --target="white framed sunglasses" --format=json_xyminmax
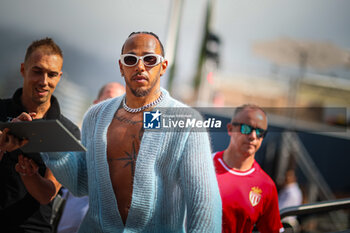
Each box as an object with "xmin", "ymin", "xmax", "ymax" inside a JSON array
[{"xmin": 120, "ymin": 54, "xmax": 164, "ymax": 67}]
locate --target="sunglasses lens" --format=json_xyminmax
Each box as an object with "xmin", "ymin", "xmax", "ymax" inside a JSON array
[
  {"xmin": 255, "ymin": 129, "xmax": 262, "ymax": 138},
  {"xmin": 143, "ymin": 55, "xmax": 158, "ymax": 66},
  {"xmin": 124, "ymin": 56, "xmax": 137, "ymax": 66},
  {"xmin": 256, "ymin": 129, "xmax": 266, "ymax": 138},
  {"xmin": 240, "ymin": 124, "xmax": 252, "ymax": 135}
]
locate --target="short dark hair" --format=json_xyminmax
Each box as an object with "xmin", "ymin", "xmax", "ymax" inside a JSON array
[
  {"xmin": 24, "ymin": 37, "xmax": 63, "ymax": 62},
  {"xmin": 121, "ymin": 31, "xmax": 165, "ymax": 57},
  {"xmin": 231, "ymin": 104, "xmax": 267, "ymax": 122}
]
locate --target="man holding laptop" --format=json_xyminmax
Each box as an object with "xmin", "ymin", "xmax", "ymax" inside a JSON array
[{"xmin": 0, "ymin": 38, "xmax": 80, "ymax": 232}]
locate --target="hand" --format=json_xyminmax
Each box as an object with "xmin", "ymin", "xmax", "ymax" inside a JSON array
[
  {"xmin": 0, "ymin": 112, "xmax": 35, "ymax": 160},
  {"xmin": 0, "ymin": 128, "xmax": 29, "ymax": 151},
  {"xmin": 11, "ymin": 112, "xmax": 36, "ymax": 122},
  {"xmin": 0, "ymin": 128, "xmax": 28, "ymax": 161},
  {"xmin": 15, "ymin": 155, "xmax": 39, "ymax": 177}
]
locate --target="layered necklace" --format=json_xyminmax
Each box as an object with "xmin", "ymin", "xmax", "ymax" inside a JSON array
[{"xmin": 122, "ymin": 91, "xmax": 164, "ymax": 113}]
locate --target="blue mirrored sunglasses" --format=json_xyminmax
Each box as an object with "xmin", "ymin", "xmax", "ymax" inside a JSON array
[{"xmin": 232, "ymin": 123, "xmax": 267, "ymax": 138}]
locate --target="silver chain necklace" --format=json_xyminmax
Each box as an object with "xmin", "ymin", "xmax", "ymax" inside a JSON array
[{"xmin": 122, "ymin": 92, "xmax": 164, "ymax": 113}]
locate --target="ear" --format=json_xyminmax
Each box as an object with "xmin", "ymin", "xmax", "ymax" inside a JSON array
[
  {"xmin": 159, "ymin": 59, "xmax": 168, "ymax": 77},
  {"xmin": 118, "ymin": 59, "xmax": 124, "ymax": 77},
  {"xmin": 227, "ymin": 123, "xmax": 233, "ymax": 136},
  {"xmin": 20, "ymin": 63, "xmax": 25, "ymax": 78}
]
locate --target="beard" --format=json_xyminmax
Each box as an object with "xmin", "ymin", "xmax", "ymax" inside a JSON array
[
  {"xmin": 127, "ymin": 76, "xmax": 159, "ymax": 97},
  {"xmin": 130, "ymin": 87, "xmax": 151, "ymax": 97},
  {"xmin": 32, "ymin": 89, "xmax": 51, "ymax": 105}
]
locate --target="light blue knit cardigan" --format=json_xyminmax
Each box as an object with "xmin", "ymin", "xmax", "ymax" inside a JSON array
[{"xmin": 43, "ymin": 88, "xmax": 222, "ymax": 233}]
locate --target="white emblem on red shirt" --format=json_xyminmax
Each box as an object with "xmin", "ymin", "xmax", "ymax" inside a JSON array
[{"xmin": 249, "ymin": 186, "xmax": 262, "ymax": 207}]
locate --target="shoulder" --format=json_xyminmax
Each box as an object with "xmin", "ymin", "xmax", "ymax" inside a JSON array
[
  {"xmin": 212, "ymin": 151, "xmax": 222, "ymax": 160},
  {"xmin": 163, "ymin": 95, "xmax": 188, "ymax": 108},
  {"xmin": 0, "ymin": 97, "xmax": 12, "ymax": 107},
  {"xmin": 254, "ymin": 161, "xmax": 277, "ymax": 190},
  {"xmin": 0, "ymin": 97, "xmax": 10, "ymax": 103},
  {"xmin": 158, "ymin": 88, "xmax": 189, "ymax": 108}
]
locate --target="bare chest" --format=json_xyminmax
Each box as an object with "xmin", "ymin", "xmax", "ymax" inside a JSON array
[{"xmin": 106, "ymin": 109, "xmax": 144, "ymax": 223}]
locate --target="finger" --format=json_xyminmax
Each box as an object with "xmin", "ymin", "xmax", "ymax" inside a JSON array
[
  {"xmin": 23, "ymin": 157, "xmax": 31, "ymax": 169},
  {"xmin": 15, "ymin": 162, "xmax": 25, "ymax": 173},
  {"xmin": 2, "ymin": 128, "xmax": 10, "ymax": 137},
  {"xmin": 15, "ymin": 163, "xmax": 21, "ymax": 172},
  {"xmin": 5, "ymin": 135, "xmax": 27, "ymax": 152},
  {"xmin": 12, "ymin": 112, "xmax": 33, "ymax": 122},
  {"xmin": 19, "ymin": 138, "xmax": 29, "ymax": 147},
  {"xmin": 11, "ymin": 118, "xmax": 20, "ymax": 123},
  {"xmin": 15, "ymin": 163, "xmax": 27, "ymax": 176},
  {"xmin": 18, "ymin": 154, "xmax": 24, "ymax": 164},
  {"xmin": 0, "ymin": 130, "xmax": 4, "ymax": 146},
  {"xmin": 20, "ymin": 112, "xmax": 33, "ymax": 121},
  {"xmin": 0, "ymin": 128, "xmax": 9, "ymax": 145},
  {"xmin": 18, "ymin": 155, "xmax": 26, "ymax": 170},
  {"xmin": 24, "ymin": 157, "xmax": 35, "ymax": 174},
  {"xmin": 10, "ymin": 134, "xmax": 28, "ymax": 148},
  {"xmin": 29, "ymin": 112, "xmax": 37, "ymax": 120},
  {"xmin": 15, "ymin": 163, "xmax": 20, "ymax": 172},
  {"xmin": 29, "ymin": 159, "xmax": 39, "ymax": 171},
  {"xmin": 6, "ymin": 135, "xmax": 20, "ymax": 152}
]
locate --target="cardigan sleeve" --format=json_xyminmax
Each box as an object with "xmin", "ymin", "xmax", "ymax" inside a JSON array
[
  {"xmin": 41, "ymin": 150, "xmax": 88, "ymax": 197},
  {"xmin": 41, "ymin": 104, "xmax": 100, "ymax": 197},
  {"xmin": 179, "ymin": 130, "xmax": 222, "ymax": 232}
]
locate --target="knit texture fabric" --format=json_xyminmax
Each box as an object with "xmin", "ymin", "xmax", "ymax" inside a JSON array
[{"xmin": 43, "ymin": 88, "xmax": 222, "ymax": 233}]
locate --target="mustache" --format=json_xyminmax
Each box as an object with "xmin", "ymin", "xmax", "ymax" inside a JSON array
[{"xmin": 131, "ymin": 73, "xmax": 149, "ymax": 80}]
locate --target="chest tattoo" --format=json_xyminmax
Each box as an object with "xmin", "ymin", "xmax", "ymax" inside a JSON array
[
  {"xmin": 108, "ymin": 130, "xmax": 144, "ymax": 177},
  {"xmin": 114, "ymin": 115, "xmax": 142, "ymax": 125}
]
